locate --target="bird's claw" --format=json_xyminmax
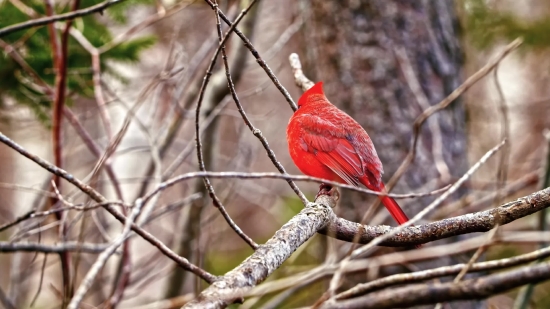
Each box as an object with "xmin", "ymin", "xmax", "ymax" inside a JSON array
[{"xmin": 315, "ymin": 183, "xmax": 339, "ymax": 207}]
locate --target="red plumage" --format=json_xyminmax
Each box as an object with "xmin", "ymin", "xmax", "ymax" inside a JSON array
[{"xmin": 287, "ymin": 82, "xmax": 410, "ymax": 225}]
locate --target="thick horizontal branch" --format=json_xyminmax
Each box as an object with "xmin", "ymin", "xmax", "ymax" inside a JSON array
[
  {"xmin": 0, "ymin": 241, "xmax": 109, "ymax": 253},
  {"xmin": 320, "ymin": 186, "xmax": 550, "ymax": 246},
  {"xmin": 323, "ymin": 260, "xmax": 550, "ymax": 309},
  {"xmin": 0, "ymin": 0, "xmax": 124, "ymax": 37},
  {"xmin": 183, "ymin": 190, "xmax": 338, "ymax": 308}
]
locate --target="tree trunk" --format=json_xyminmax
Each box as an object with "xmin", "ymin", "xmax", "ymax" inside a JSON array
[{"xmin": 304, "ymin": 1, "xmax": 478, "ymax": 308}]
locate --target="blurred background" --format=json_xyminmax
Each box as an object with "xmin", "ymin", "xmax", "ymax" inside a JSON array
[{"xmin": 0, "ymin": 0, "xmax": 550, "ymax": 308}]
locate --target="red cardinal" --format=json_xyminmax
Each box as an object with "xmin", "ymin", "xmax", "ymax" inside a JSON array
[{"xmin": 287, "ymin": 82, "xmax": 410, "ymax": 225}]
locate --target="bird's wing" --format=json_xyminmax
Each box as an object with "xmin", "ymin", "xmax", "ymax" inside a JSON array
[{"xmin": 299, "ymin": 114, "xmax": 364, "ymax": 186}]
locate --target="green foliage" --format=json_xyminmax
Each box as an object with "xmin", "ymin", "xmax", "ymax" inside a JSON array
[
  {"xmin": 107, "ymin": 0, "xmax": 153, "ymax": 23},
  {"xmin": 464, "ymin": 0, "xmax": 550, "ymax": 49},
  {"xmin": 0, "ymin": 0, "xmax": 155, "ymax": 125}
]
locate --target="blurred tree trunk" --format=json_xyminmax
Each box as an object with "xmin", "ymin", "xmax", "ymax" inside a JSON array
[
  {"xmin": 303, "ymin": 1, "xmax": 479, "ymax": 308},
  {"xmin": 303, "ymin": 0, "xmax": 467, "ymax": 221}
]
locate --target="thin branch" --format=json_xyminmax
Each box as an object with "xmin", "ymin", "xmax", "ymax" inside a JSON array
[
  {"xmin": 0, "ymin": 242, "xmax": 109, "ymax": 253},
  {"xmin": 203, "ymin": 0, "xmax": 298, "ymax": 111},
  {"xmin": 435, "ymin": 170, "xmax": 538, "ymax": 218},
  {"xmin": 67, "ymin": 198, "xmax": 144, "ymax": 309},
  {"xmin": 0, "ymin": 131, "xmax": 217, "ymax": 284},
  {"xmin": 62, "ymin": 107, "xmax": 124, "ymax": 200},
  {"xmin": 215, "ymin": 4, "xmax": 305, "ymax": 204},
  {"xmin": 322, "ymin": 260, "xmax": 550, "ymax": 309},
  {"xmin": 433, "ymin": 225, "xmax": 499, "ymax": 309},
  {"xmin": 67, "ymin": 27, "xmax": 112, "ymax": 140},
  {"xmin": 318, "ymin": 183, "xmax": 549, "ymax": 245},
  {"xmin": 394, "ymin": 46, "xmax": 451, "ymax": 183},
  {"xmin": 358, "ymin": 140, "xmax": 505, "ymax": 255},
  {"xmin": 384, "ymin": 38, "xmax": 522, "ymax": 193},
  {"xmin": 143, "ymin": 171, "xmax": 449, "ymax": 204},
  {"xmin": 0, "ymin": 39, "xmax": 52, "ymax": 95},
  {"xmin": 0, "ymin": 0, "xmax": 125, "ymax": 37},
  {"xmin": 97, "ymin": 1, "xmax": 192, "ymax": 53},
  {"xmin": 211, "ymin": 0, "xmax": 259, "ymax": 250},
  {"xmin": 8, "ymin": 0, "xmax": 39, "ymax": 18},
  {"xmin": 326, "ymin": 140, "xmax": 506, "ymax": 300},
  {"xmin": 514, "ymin": 129, "xmax": 550, "ymax": 309},
  {"xmin": 0, "ymin": 286, "xmax": 16, "ymax": 309},
  {"xmin": 44, "ymin": 0, "xmax": 73, "ymax": 301},
  {"xmin": 336, "ymin": 241, "xmax": 550, "ymax": 299},
  {"xmin": 162, "ymin": 78, "xmax": 278, "ymax": 180},
  {"xmin": 0, "ymin": 201, "xmax": 129, "ymax": 234},
  {"xmin": 289, "ymin": 53, "xmax": 314, "ymax": 91},
  {"xmin": 0, "ymin": 211, "xmax": 35, "ymax": 233}
]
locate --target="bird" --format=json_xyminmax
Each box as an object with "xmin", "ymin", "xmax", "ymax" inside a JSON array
[{"xmin": 286, "ymin": 82, "xmax": 410, "ymax": 225}]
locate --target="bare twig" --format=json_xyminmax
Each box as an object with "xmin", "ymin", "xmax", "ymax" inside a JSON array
[
  {"xmin": 384, "ymin": 38, "xmax": 522, "ymax": 193},
  {"xmin": 0, "ymin": 201, "xmax": 128, "ymax": 234},
  {"xmin": 67, "ymin": 198, "xmax": 144, "ymax": 309},
  {"xmin": 190, "ymin": 0, "xmax": 260, "ymax": 251},
  {"xmin": 0, "ymin": 286, "xmax": 16, "ymax": 309},
  {"xmin": 322, "ymin": 260, "xmax": 550, "ymax": 309},
  {"xmin": 215, "ymin": 6, "xmax": 305, "ymax": 207},
  {"xmin": 8, "ymin": 0, "xmax": 38, "ymax": 18},
  {"xmin": 203, "ymin": 0, "xmax": 298, "ymax": 111},
  {"xmin": 436, "ymin": 171, "xmax": 538, "ymax": 218},
  {"xmin": 327, "ymin": 140, "xmax": 506, "ymax": 299},
  {"xmin": 97, "ymin": 1, "xmax": 192, "ymax": 53},
  {"xmin": 289, "ymin": 53, "xmax": 314, "ymax": 91},
  {"xmin": 0, "ymin": 242, "xmax": 109, "ymax": 253},
  {"xmin": 143, "ymin": 171, "xmax": 450, "ymax": 204},
  {"xmin": 359, "ymin": 140, "xmax": 505, "ymax": 253},
  {"xmin": 0, "ymin": 131, "xmax": 217, "ymax": 284},
  {"xmin": 67, "ymin": 28, "xmax": 113, "ymax": 140},
  {"xmin": 0, "ymin": 39, "xmax": 52, "ymax": 95},
  {"xmin": 434, "ymin": 225, "xmax": 500, "ymax": 309},
  {"xmin": 336, "ymin": 240, "xmax": 550, "ymax": 299},
  {"xmin": 44, "ymin": 0, "xmax": 73, "ymax": 301},
  {"xmin": 0, "ymin": 0, "xmax": 125, "ymax": 37},
  {"xmin": 62, "ymin": 107, "xmax": 124, "ymax": 200},
  {"xmin": 394, "ymin": 46, "xmax": 451, "ymax": 183},
  {"xmin": 514, "ymin": 129, "xmax": 550, "ymax": 309}
]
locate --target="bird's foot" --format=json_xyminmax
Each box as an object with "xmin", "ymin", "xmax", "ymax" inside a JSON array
[{"xmin": 315, "ymin": 183, "xmax": 339, "ymax": 207}]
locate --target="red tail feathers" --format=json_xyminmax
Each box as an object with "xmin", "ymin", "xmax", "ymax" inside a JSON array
[
  {"xmin": 374, "ymin": 182, "xmax": 410, "ymax": 225},
  {"xmin": 380, "ymin": 195, "xmax": 409, "ymax": 225}
]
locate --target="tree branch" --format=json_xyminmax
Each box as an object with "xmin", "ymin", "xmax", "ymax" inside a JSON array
[
  {"xmin": 203, "ymin": 0, "xmax": 298, "ymax": 111},
  {"xmin": 183, "ymin": 187, "xmax": 338, "ymax": 308},
  {"xmin": 0, "ymin": 131, "xmax": 217, "ymax": 284},
  {"xmin": 335, "ymin": 241, "xmax": 550, "ymax": 300},
  {"xmin": 319, "ymin": 185, "xmax": 550, "ymax": 246},
  {"xmin": 0, "ymin": 242, "xmax": 109, "ymax": 253},
  {"xmin": 0, "ymin": 0, "xmax": 124, "ymax": 37},
  {"xmin": 322, "ymin": 260, "xmax": 550, "ymax": 309}
]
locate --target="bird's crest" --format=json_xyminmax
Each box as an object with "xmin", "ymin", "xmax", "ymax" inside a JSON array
[{"xmin": 298, "ymin": 82, "xmax": 325, "ymax": 108}]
